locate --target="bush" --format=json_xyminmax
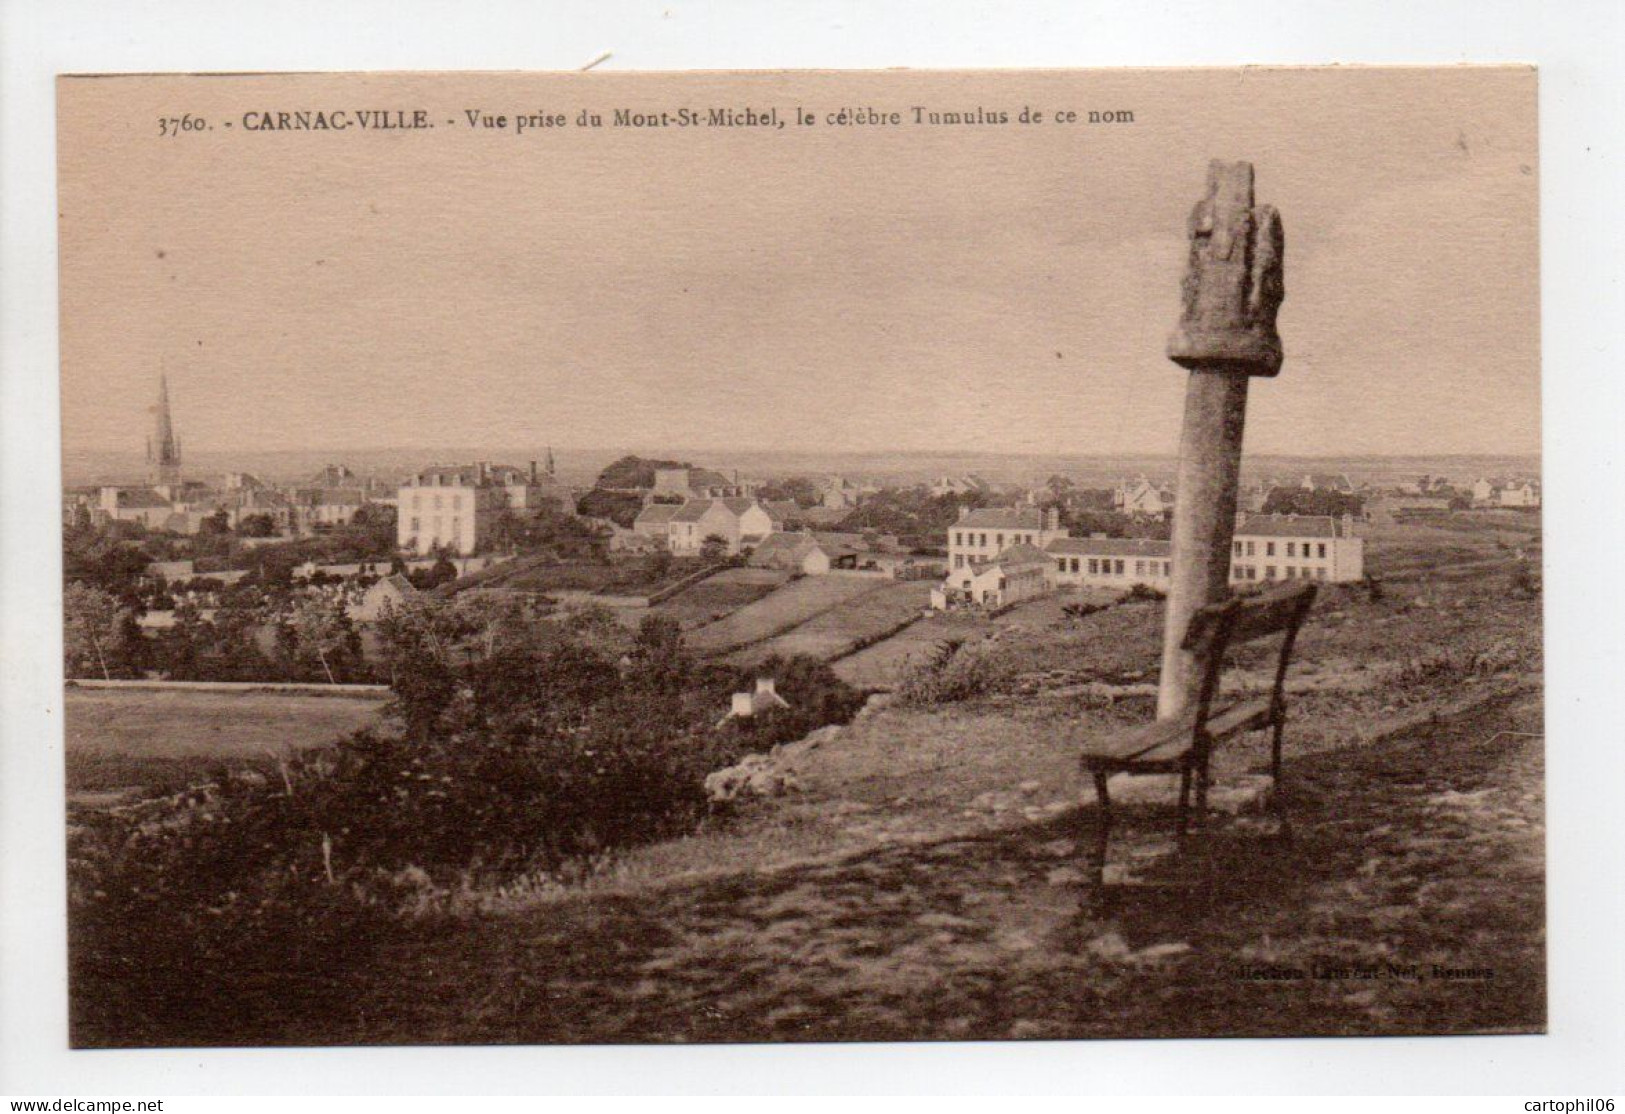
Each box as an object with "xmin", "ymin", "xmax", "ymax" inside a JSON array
[
  {"xmin": 1121, "ymin": 583, "xmax": 1166, "ymax": 603},
  {"xmin": 896, "ymin": 639, "xmax": 1010, "ymax": 706}
]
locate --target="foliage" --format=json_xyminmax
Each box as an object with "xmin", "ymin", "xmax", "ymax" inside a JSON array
[
  {"xmin": 1121, "ymin": 583, "xmax": 1167, "ymax": 602},
  {"xmin": 755, "ymin": 475, "xmax": 823, "ymax": 508},
  {"xmin": 63, "ymin": 582, "xmax": 136, "ymax": 679},
  {"xmin": 593, "ymin": 454, "xmax": 689, "ymax": 491},
  {"xmin": 836, "ymin": 487, "xmax": 990, "ymax": 544},
  {"xmin": 1509, "ymin": 559, "xmax": 1541, "ymax": 599},
  {"xmin": 699, "ymin": 534, "xmax": 730, "ymax": 563},
  {"xmin": 575, "ymin": 488, "xmax": 645, "ymax": 528},
  {"xmin": 1262, "ymin": 488, "xmax": 1364, "ymax": 519},
  {"xmin": 896, "ymin": 639, "xmax": 1010, "ymax": 707},
  {"xmin": 236, "ymin": 512, "xmax": 278, "ymax": 538}
]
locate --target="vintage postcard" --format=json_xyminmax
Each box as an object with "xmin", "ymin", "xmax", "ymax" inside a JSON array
[{"xmin": 59, "ymin": 67, "xmax": 1541, "ymax": 1047}]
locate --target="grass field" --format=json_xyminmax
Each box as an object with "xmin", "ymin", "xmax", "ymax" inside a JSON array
[
  {"xmin": 1363, "ymin": 513, "xmax": 1540, "ymax": 579},
  {"xmin": 653, "ymin": 567, "xmax": 792, "ymax": 629},
  {"xmin": 685, "ymin": 575, "xmax": 891, "ymax": 654},
  {"xmin": 730, "ymin": 581, "xmax": 934, "ymax": 666},
  {"xmin": 65, "ymin": 687, "xmax": 386, "ymax": 802}
]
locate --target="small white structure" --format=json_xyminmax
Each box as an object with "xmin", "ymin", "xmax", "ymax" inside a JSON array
[{"xmin": 722, "ymin": 677, "xmax": 792, "ymax": 722}]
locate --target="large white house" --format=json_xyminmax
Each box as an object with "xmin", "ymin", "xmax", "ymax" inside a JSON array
[
  {"xmin": 397, "ymin": 463, "xmax": 513, "ymax": 555},
  {"xmin": 947, "ymin": 507, "xmax": 1066, "ymax": 572},
  {"xmin": 935, "ymin": 512, "xmax": 1364, "ymax": 609}
]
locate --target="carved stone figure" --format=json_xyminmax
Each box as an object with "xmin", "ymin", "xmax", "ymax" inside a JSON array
[{"xmin": 1167, "ymin": 160, "xmax": 1285, "ymax": 376}]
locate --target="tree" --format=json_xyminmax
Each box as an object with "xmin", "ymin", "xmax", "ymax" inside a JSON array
[
  {"xmin": 198, "ymin": 508, "xmax": 231, "ymax": 536},
  {"xmin": 631, "ymin": 613, "xmax": 689, "ymax": 692},
  {"xmin": 236, "ymin": 513, "xmax": 278, "ymax": 538},
  {"xmin": 699, "ymin": 534, "xmax": 730, "ymax": 563},
  {"xmin": 593, "ymin": 454, "xmax": 688, "ymax": 491},
  {"xmin": 63, "ymin": 582, "xmax": 129, "ymax": 680},
  {"xmin": 287, "ymin": 595, "xmax": 356, "ymax": 684}
]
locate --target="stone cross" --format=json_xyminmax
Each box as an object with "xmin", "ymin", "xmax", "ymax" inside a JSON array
[{"xmin": 1157, "ymin": 161, "xmax": 1286, "ymax": 718}]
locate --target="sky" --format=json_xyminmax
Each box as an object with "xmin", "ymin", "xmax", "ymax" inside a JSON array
[{"xmin": 57, "ymin": 67, "xmax": 1540, "ymax": 460}]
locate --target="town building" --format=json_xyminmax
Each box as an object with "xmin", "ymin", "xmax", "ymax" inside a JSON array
[
  {"xmin": 665, "ymin": 497, "xmax": 775, "ymax": 556},
  {"xmin": 396, "ymin": 463, "xmax": 514, "ymax": 555},
  {"xmin": 749, "ymin": 531, "xmax": 861, "ymax": 575},
  {"xmin": 631, "ymin": 502, "xmax": 683, "ymax": 541},
  {"xmin": 936, "ymin": 543, "xmax": 1052, "ymax": 609},
  {"xmin": 1227, "ymin": 513, "xmax": 1364, "ymax": 583},
  {"xmin": 947, "ymin": 507, "xmax": 1066, "ymax": 572},
  {"xmin": 1115, "ymin": 476, "xmax": 1176, "ymax": 517},
  {"xmin": 350, "ymin": 573, "xmax": 421, "ymax": 623},
  {"xmin": 934, "ymin": 511, "xmax": 1364, "ymax": 610},
  {"xmin": 651, "ymin": 466, "xmax": 755, "ymax": 501}
]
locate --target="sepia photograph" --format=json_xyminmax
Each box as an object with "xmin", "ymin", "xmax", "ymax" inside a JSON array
[{"xmin": 54, "ymin": 66, "xmax": 1543, "ymax": 1049}]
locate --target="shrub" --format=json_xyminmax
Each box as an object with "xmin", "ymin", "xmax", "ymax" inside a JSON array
[
  {"xmin": 897, "ymin": 639, "xmax": 1010, "ymax": 706},
  {"xmin": 1121, "ymin": 583, "xmax": 1166, "ymax": 603}
]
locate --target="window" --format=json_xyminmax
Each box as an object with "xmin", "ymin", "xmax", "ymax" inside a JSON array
[
  {"xmin": 954, "ymin": 532, "xmax": 962, "ymax": 547},
  {"xmin": 410, "ymin": 517, "xmax": 420, "ymax": 534},
  {"xmin": 1316, "ymin": 568, "xmax": 1327, "ymax": 581},
  {"xmin": 980, "ymin": 533, "xmax": 988, "ymax": 547},
  {"xmin": 1056, "ymin": 559, "xmax": 1067, "ymax": 573},
  {"xmin": 1265, "ymin": 566, "xmax": 1276, "ymax": 579},
  {"xmin": 1164, "ymin": 562, "xmax": 1172, "ymax": 576},
  {"xmin": 1286, "ymin": 542, "xmax": 1296, "ymax": 557},
  {"xmin": 996, "ymin": 533, "xmax": 1004, "ymax": 548},
  {"xmin": 1071, "ymin": 558, "xmax": 1081, "ymax": 573},
  {"xmin": 1234, "ymin": 541, "xmax": 1243, "ymax": 556},
  {"xmin": 1087, "ymin": 559, "xmax": 1099, "ymax": 574},
  {"xmin": 1318, "ymin": 543, "xmax": 1327, "ymax": 558},
  {"xmin": 1134, "ymin": 560, "xmax": 1145, "ymax": 576},
  {"xmin": 1266, "ymin": 542, "xmax": 1276, "ymax": 556},
  {"xmin": 1114, "ymin": 560, "xmax": 1126, "ymax": 575},
  {"xmin": 955, "ymin": 554, "xmax": 964, "ymax": 568},
  {"xmin": 1246, "ymin": 541, "xmax": 1256, "ymax": 556}
]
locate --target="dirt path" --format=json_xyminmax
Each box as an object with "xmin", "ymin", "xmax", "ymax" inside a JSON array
[{"xmin": 296, "ymin": 690, "xmax": 1541, "ymax": 1046}]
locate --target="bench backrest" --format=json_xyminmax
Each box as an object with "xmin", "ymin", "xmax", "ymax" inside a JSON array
[{"xmin": 1182, "ymin": 581, "xmax": 1318, "ymax": 726}]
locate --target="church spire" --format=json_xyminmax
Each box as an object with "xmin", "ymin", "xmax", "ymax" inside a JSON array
[{"xmin": 150, "ymin": 373, "xmax": 181, "ymax": 485}]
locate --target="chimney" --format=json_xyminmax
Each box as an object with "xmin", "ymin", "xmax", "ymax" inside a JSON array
[
  {"xmin": 958, "ymin": 504, "xmax": 970, "ymax": 521},
  {"xmin": 1044, "ymin": 507, "xmax": 1060, "ymax": 532},
  {"xmin": 730, "ymin": 692, "xmax": 755, "ymax": 718},
  {"xmin": 529, "ymin": 460, "xmax": 539, "ymax": 484},
  {"xmin": 755, "ymin": 677, "xmax": 776, "ymax": 697}
]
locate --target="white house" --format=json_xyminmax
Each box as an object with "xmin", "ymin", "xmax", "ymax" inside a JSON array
[
  {"xmin": 350, "ymin": 573, "xmax": 420, "ymax": 623},
  {"xmin": 666, "ymin": 498, "xmax": 776, "ymax": 556},
  {"xmin": 947, "ymin": 507, "xmax": 1066, "ymax": 573},
  {"xmin": 1047, "ymin": 536, "xmax": 1175, "ymax": 589},
  {"xmin": 936, "ymin": 543, "xmax": 1052, "ymax": 609},
  {"xmin": 1229, "ymin": 513, "xmax": 1364, "ymax": 584},
  {"xmin": 1498, "ymin": 480, "xmax": 1540, "ymax": 508},
  {"xmin": 397, "ymin": 463, "xmax": 513, "ymax": 555},
  {"xmin": 1115, "ymin": 477, "xmax": 1176, "ymax": 517}
]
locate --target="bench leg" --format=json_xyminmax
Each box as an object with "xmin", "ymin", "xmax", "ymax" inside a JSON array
[
  {"xmin": 1177, "ymin": 764, "xmax": 1193, "ymax": 838},
  {"xmin": 1270, "ymin": 712, "xmax": 1286, "ymax": 789},
  {"xmin": 1083, "ymin": 767, "xmax": 1113, "ymax": 910},
  {"xmin": 1194, "ymin": 753, "xmax": 1211, "ymax": 820}
]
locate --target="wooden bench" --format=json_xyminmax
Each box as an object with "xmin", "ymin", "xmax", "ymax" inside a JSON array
[{"xmin": 1079, "ymin": 580, "xmax": 1318, "ymax": 903}]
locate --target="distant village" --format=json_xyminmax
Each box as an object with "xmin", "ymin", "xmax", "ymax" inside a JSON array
[{"xmin": 63, "ymin": 375, "xmax": 1542, "ymax": 662}]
